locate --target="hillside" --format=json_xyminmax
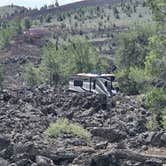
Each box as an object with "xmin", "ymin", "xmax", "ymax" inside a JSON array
[
  {"xmin": 26, "ymin": 0, "xmax": 129, "ymax": 18},
  {"xmin": 0, "ymin": 0, "xmax": 144, "ymax": 21},
  {"xmin": 0, "ymin": 5, "xmax": 27, "ymax": 18},
  {"xmin": 0, "ymin": 0, "xmax": 153, "ymax": 88},
  {"xmin": 0, "ymin": 0, "xmax": 165, "ymax": 165}
]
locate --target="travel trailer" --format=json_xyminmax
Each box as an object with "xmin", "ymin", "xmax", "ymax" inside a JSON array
[{"xmin": 69, "ymin": 73, "xmax": 118, "ymax": 96}]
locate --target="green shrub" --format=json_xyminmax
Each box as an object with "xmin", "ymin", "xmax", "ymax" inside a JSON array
[
  {"xmin": 0, "ymin": 65, "xmax": 4, "ymax": 89},
  {"xmin": 45, "ymin": 14, "xmax": 52, "ymax": 23},
  {"xmin": 128, "ymin": 67, "xmax": 153, "ymax": 92},
  {"xmin": 0, "ymin": 27, "xmax": 11, "ymax": 48},
  {"xmin": 24, "ymin": 63, "xmax": 46, "ymax": 86},
  {"xmin": 116, "ymin": 69, "xmax": 138, "ymax": 95},
  {"xmin": 22, "ymin": 17, "xmax": 31, "ymax": 30},
  {"xmin": 116, "ymin": 67, "xmax": 150, "ymax": 95},
  {"xmin": 162, "ymin": 109, "xmax": 166, "ymax": 129},
  {"xmin": 145, "ymin": 88, "xmax": 166, "ymax": 112},
  {"xmin": 115, "ymin": 25, "xmax": 155, "ymax": 70},
  {"xmin": 47, "ymin": 118, "xmax": 91, "ymax": 142},
  {"xmin": 145, "ymin": 0, "xmax": 166, "ymax": 128},
  {"xmin": 25, "ymin": 38, "xmax": 109, "ymax": 86},
  {"xmin": 146, "ymin": 114, "xmax": 159, "ymax": 131},
  {"xmin": 43, "ymin": 38, "xmax": 108, "ymax": 76},
  {"xmin": 145, "ymin": 87, "xmax": 166, "ymax": 129},
  {"xmin": 0, "ymin": 20, "xmax": 22, "ymax": 49},
  {"xmin": 115, "ymin": 25, "xmax": 155, "ymax": 95}
]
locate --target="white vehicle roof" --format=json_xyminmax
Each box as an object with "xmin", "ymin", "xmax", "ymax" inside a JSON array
[
  {"xmin": 77, "ymin": 73, "xmax": 99, "ymax": 77},
  {"xmin": 75, "ymin": 73, "xmax": 114, "ymax": 78}
]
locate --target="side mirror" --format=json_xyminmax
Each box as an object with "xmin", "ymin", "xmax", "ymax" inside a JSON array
[
  {"xmin": 115, "ymin": 87, "xmax": 119, "ymax": 92},
  {"xmin": 110, "ymin": 76, "xmax": 115, "ymax": 82}
]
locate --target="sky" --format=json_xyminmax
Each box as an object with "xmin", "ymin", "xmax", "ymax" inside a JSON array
[{"xmin": 0, "ymin": 0, "xmax": 82, "ymax": 8}]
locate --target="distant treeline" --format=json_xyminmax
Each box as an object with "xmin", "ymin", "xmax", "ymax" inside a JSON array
[{"xmin": 0, "ymin": 0, "xmax": 132, "ymax": 22}]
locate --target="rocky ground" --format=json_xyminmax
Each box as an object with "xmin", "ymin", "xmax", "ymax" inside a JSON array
[{"xmin": 0, "ymin": 86, "xmax": 165, "ymax": 166}]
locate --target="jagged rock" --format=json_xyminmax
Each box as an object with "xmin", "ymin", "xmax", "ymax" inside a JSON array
[
  {"xmin": 41, "ymin": 104, "xmax": 56, "ymax": 115},
  {"xmin": 145, "ymin": 131, "xmax": 166, "ymax": 147},
  {"xmin": 95, "ymin": 141, "xmax": 108, "ymax": 150},
  {"xmin": 0, "ymin": 158, "xmax": 9, "ymax": 166},
  {"xmin": 91, "ymin": 127, "xmax": 127, "ymax": 142},
  {"xmin": 72, "ymin": 153, "xmax": 93, "ymax": 166},
  {"xmin": 160, "ymin": 133, "xmax": 166, "ymax": 146},
  {"xmin": 8, "ymin": 163, "xmax": 17, "ymax": 166},
  {"xmin": 82, "ymin": 101, "xmax": 91, "ymax": 109},
  {"xmin": 90, "ymin": 149, "xmax": 166, "ymax": 166},
  {"xmin": 116, "ymin": 142, "xmax": 127, "ymax": 149},
  {"xmin": 81, "ymin": 108, "xmax": 94, "ymax": 117},
  {"xmin": 37, "ymin": 147, "xmax": 77, "ymax": 165},
  {"xmin": 0, "ymin": 87, "xmax": 165, "ymax": 165},
  {"xmin": 1, "ymin": 91, "xmax": 12, "ymax": 102},
  {"xmin": 36, "ymin": 155, "xmax": 54, "ymax": 166},
  {"xmin": 145, "ymin": 158, "xmax": 163, "ymax": 166},
  {"xmin": 0, "ymin": 135, "xmax": 10, "ymax": 151},
  {"xmin": 142, "ymin": 145, "xmax": 148, "ymax": 151},
  {"xmin": 16, "ymin": 159, "xmax": 33, "ymax": 166},
  {"xmin": 31, "ymin": 163, "xmax": 37, "ymax": 166}
]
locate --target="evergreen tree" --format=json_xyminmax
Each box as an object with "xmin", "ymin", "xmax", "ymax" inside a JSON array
[
  {"xmin": 22, "ymin": 17, "xmax": 31, "ymax": 30},
  {"xmin": 55, "ymin": 0, "xmax": 59, "ymax": 7}
]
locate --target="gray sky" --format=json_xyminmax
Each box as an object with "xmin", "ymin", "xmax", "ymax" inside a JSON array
[{"xmin": 0, "ymin": 0, "xmax": 83, "ymax": 8}]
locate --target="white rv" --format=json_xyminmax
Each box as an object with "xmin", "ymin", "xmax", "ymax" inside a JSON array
[{"xmin": 69, "ymin": 73, "xmax": 118, "ymax": 96}]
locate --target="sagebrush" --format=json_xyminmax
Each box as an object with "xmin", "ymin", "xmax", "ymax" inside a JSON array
[{"xmin": 47, "ymin": 118, "xmax": 91, "ymax": 142}]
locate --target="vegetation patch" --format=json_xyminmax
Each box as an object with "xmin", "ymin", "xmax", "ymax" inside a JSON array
[
  {"xmin": 115, "ymin": 0, "xmax": 166, "ymax": 130},
  {"xmin": 0, "ymin": 65, "xmax": 4, "ymax": 89},
  {"xmin": 146, "ymin": 115, "xmax": 158, "ymax": 131},
  {"xmin": 25, "ymin": 38, "xmax": 108, "ymax": 86},
  {"xmin": 145, "ymin": 88, "xmax": 166, "ymax": 112},
  {"xmin": 46, "ymin": 118, "xmax": 91, "ymax": 142}
]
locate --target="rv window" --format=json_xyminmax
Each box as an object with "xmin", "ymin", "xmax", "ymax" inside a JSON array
[
  {"xmin": 105, "ymin": 81, "xmax": 108, "ymax": 87},
  {"xmin": 93, "ymin": 80, "xmax": 96, "ymax": 89},
  {"xmin": 74, "ymin": 80, "xmax": 83, "ymax": 87}
]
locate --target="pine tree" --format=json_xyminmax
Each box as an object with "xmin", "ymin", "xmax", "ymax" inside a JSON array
[{"xmin": 55, "ymin": 0, "xmax": 59, "ymax": 7}]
